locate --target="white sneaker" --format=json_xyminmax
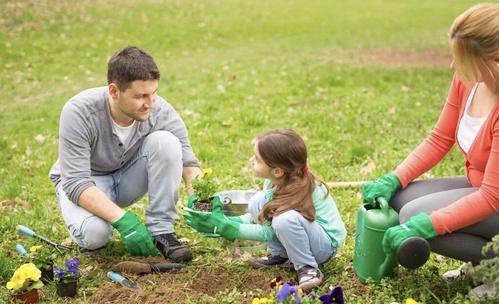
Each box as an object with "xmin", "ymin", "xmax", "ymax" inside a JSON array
[
  {"xmin": 442, "ymin": 263, "xmax": 466, "ymax": 280},
  {"xmin": 469, "ymin": 284, "xmax": 497, "ymax": 301},
  {"xmin": 297, "ymin": 266, "xmax": 323, "ymax": 290}
]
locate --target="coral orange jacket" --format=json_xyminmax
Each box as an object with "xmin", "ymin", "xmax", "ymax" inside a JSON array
[{"xmin": 394, "ymin": 74, "xmax": 499, "ymax": 235}]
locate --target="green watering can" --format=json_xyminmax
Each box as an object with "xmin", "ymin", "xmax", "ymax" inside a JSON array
[{"xmin": 353, "ymin": 197, "xmax": 399, "ymax": 283}]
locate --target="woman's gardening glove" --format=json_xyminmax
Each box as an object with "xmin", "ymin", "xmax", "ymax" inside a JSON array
[
  {"xmin": 382, "ymin": 213, "xmax": 437, "ymax": 254},
  {"xmin": 111, "ymin": 211, "xmax": 158, "ymax": 257},
  {"xmin": 362, "ymin": 172, "xmax": 401, "ymax": 205},
  {"xmin": 186, "ymin": 199, "xmax": 240, "ymax": 241}
]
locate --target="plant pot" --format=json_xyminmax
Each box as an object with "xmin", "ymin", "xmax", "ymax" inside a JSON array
[
  {"xmin": 10, "ymin": 289, "xmax": 39, "ymax": 304},
  {"xmin": 40, "ymin": 264, "xmax": 54, "ymax": 284},
  {"xmin": 56, "ymin": 280, "xmax": 77, "ymax": 298},
  {"xmin": 192, "ymin": 197, "xmax": 213, "ymax": 212}
]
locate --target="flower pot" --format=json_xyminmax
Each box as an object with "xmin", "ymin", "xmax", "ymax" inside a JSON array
[
  {"xmin": 40, "ymin": 264, "xmax": 54, "ymax": 284},
  {"xmin": 10, "ymin": 289, "xmax": 39, "ymax": 304},
  {"xmin": 56, "ymin": 280, "xmax": 77, "ymax": 298}
]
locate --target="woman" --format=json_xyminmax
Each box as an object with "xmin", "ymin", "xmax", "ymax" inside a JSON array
[{"xmin": 362, "ymin": 2, "xmax": 499, "ymax": 295}]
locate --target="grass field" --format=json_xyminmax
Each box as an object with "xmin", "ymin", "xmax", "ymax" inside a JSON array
[{"xmin": 0, "ymin": 0, "xmax": 492, "ymax": 303}]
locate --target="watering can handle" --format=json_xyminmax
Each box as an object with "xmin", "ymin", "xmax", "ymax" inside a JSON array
[{"xmin": 376, "ymin": 197, "xmax": 390, "ymax": 212}]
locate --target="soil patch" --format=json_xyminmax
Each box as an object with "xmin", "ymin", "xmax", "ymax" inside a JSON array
[
  {"xmin": 328, "ymin": 48, "xmax": 452, "ymax": 69},
  {"xmin": 90, "ymin": 266, "xmax": 279, "ymax": 303}
]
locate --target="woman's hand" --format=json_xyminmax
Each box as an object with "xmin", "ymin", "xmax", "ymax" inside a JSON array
[{"xmin": 361, "ymin": 172, "xmax": 401, "ymax": 205}]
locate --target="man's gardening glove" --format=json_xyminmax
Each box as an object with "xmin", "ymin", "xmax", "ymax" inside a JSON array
[
  {"xmin": 362, "ymin": 172, "xmax": 401, "ymax": 205},
  {"xmin": 111, "ymin": 211, "xmax": 158, "ymax": 257},
  {"xmin": 185, "ymin": 197, "xmax": 240, "ymax": 241},
  {"xmin": 382, "ymin": 212, "xmax": 437, "ymax": 254}
]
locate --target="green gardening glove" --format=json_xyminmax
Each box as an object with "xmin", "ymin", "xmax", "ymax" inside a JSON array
[
  {"xmin": 362, "ymin": 172, "xmax": 401, "ymax": 205},
  {"xmin": 187, "ymin": 194, "xmax": 198, "ymax": 209},
  {"xmin": 382, "ymin": 212, "xmax": 437, "ymax": 254},
  {"xmin": 111, "ymin": 211, "xmax": 158, "ymax": 257},
  {"xmin": 185, "ymin": 198, "xmax": 240, "ymax": 241}
]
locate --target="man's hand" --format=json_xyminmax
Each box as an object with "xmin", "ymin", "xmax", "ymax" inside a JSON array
[
  {"xmin": 111, "ymin": 211, "xmax": 158, "ymax": 257},
  {"xmin": 362, "ymin": 172, "xmax": 401, "ymax": 205},
  {"xmin": 182, "ymin": 166, "xmax": 203, "ymax": 196}
]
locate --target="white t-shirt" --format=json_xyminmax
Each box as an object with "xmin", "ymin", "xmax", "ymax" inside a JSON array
[
  {"xmin": 112, "ymin": 119, "xmax": 136, "ymax": 147},
  {"xmin": 457, "ymin": 84, "xmax": 486, "ymax": 154}
]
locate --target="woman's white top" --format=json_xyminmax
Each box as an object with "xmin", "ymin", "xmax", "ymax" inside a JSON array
[{"xmin": 457, "ymin": 84, "xmax": 486, "ymax": 154}]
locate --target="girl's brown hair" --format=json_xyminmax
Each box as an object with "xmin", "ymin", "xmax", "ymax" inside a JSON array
[
  {"xmin": 449, "ymin": 3, "xmax": 499, "ymax": 83},
  {"xmin": 257, "ymin": 129, "xmax": 328, "ymax": 222}
]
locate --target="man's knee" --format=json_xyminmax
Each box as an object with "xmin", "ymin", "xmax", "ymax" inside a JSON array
[
  {"xmin": 75, "ymin": 217, "xmax": 113, "ymax": 250},
  {"xmin": 272, "ymin": 210, "xmax": 302, "ymax": 234},
  {"xmin": 143, "ymin": 131, "xmax": 182, "ymax": 163}
]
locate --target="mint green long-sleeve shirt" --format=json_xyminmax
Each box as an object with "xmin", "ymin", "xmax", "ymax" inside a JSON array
[{"xmin": 235, "ymin": 182, "xmax": 347, "ymax": 248}]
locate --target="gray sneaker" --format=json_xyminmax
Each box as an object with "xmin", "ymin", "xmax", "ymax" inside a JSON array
[
  {"xmin": 247, "ymin": 254, "xmax": 294, "ymax": 269},
  {"xmin": 297, "ymin": 266, "xmax": 323, "ymax": 290},
  {"xmin": 153, "ymin": 233, "xmax": 192, "ymax": 263}
]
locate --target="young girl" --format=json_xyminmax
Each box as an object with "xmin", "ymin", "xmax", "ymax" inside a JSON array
[{"xmin": 186, "ymin": 129, "xmax": 346, "ymax": 289}]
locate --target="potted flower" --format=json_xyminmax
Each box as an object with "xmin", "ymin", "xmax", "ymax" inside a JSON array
[
  {"xmin": 189, "ymin": 168, "xmax": 219, "ymax": 212},
  {"xmin": 29, "ymin": 245, "xmax": 56, "ymax": 284},
  {"xmin": 53, "ymin": 257, "xmax": 80, "ymax": 298},
  {"xmin": 6, "ymin": 263, "xmax": 44, "ymax": 304}
]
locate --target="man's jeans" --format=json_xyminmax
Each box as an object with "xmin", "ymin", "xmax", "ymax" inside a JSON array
[{"xmin": 56, "ymin": 131, "xmax": 183, "ymax": 250}]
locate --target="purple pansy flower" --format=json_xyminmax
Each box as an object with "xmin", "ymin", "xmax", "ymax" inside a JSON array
[
  {"xmin": 276, "ymin": 283, "xmax": 302, "ymax": 304},
  {"xmin": 53, "ymin": 267, "xmax": 66, "ymax": 280},
  {"xmin": 319, "ymin": 286, "xmax": 344, "ymax": 304}
]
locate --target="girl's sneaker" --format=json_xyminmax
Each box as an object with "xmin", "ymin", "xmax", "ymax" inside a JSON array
[
  {"xmin": 297, "ymin": 266, "xmax": 323, "ymax": 290},
  {"xmin": 247, "ymin": 254, "xmax": 294, "ymax": 269}
]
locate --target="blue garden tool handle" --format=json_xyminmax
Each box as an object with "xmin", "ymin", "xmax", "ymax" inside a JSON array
[
  {"xmin": 107, "ymin": 271, "xmax": 126, "ymax": 283},
  {"xmin": 107, "ymin": 271, "xmax": 140, "ymax": 289},
  {"xmin": 18, "ymin": 225, "xmax": 36, "ymax": 237},
  {"xmin": 16, "ymin": 244, "xmax": 27, "ymax": 256}
]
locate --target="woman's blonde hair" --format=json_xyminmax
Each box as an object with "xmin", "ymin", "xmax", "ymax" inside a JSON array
[{"xmin": 449, "ymin": 3, "xmax": 499, "ymax": 82}]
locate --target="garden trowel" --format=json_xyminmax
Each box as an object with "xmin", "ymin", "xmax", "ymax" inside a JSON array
[
  {"xmin": 107, "ymin": 271, "xmax": 140, "ymax": 290},
  {"xmin": 111, "ymin": 261, "xmax": 184, "ymax": 274}
]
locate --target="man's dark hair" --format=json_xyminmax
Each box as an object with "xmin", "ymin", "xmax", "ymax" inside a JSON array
[{"xmin": 107, "ymin": 46, "xmax": 160, "ymax": 90}]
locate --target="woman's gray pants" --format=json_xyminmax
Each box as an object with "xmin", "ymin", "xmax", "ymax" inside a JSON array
[{"xmin": 390, "ymin": 177, "xmax": 499, "ymax": 265}]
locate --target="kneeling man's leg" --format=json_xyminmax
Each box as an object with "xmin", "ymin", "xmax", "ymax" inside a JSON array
[{"xmin": 57, "ymin": 184, "xmax": 113, "ymax": 250}]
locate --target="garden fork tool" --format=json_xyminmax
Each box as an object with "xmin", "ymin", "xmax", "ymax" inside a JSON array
[{"xmin": 17, "ymin": 225, "xmax": 72, "ymax": 254}]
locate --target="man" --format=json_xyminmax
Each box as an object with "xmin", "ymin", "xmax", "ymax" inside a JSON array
[{"xmin": 49, "ymin": 46, "xmax": 202, "ymax": 262}]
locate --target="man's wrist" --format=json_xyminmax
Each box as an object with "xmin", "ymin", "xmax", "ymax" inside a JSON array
[{"xmin": 110, "ymin": 209, "xmax": 126, "ymax": 224}]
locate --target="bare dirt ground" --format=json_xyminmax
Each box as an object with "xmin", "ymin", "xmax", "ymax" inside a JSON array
[{"xmin": 90, "ymin": 262, "xmax": 279, "ymax": 303}]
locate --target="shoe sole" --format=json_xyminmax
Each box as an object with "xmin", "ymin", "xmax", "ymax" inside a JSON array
[
  {"xmin": 247, "ymin": 259, "xmax": 294, "ymax": 269},
  {"xmin": 297, "ymin": 270, "xmax": 324, "ymax": 290}
]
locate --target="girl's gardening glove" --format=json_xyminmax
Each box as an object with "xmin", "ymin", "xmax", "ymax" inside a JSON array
[
  {"xmin": 111, "ymin": 211, "xmax": 158, "ymax": 257},
  {"xmin": 362, "ymin": 172, "xmax": 401, "ymax": 205},
  {"xmin": 186, "ymin": 198, "xmax": 240, "ymax": 241},
  {"xmin": 382, "ymin": 213, "xmax": 436, "ymax": 254}
]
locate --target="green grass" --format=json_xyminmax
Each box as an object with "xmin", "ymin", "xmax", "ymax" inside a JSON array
[{"xmin": 0, "ymin": 0, "xmax": 490, "ymax": 303}]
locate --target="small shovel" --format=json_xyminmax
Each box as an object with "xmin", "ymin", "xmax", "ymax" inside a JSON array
[{"xmin": 107, "ymin": 271, "xmax": 141, "ymax": 290}]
